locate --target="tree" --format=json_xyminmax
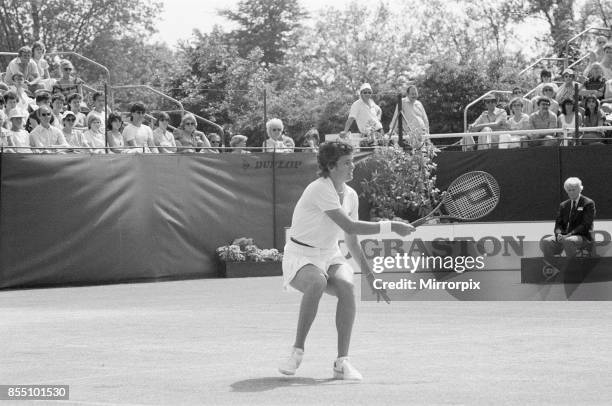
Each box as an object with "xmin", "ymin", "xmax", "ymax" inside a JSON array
[
  {"xmin": 0, "ymin": 0, "xmax": 165, "ymax": 85},
  {"xmin": 219, "ymin": 0, "xmax": 307, "ymax": 66},
  {"xmin": 163, "ymin": 28, "xmax": 269, "ymax": 143},
  {"xmin": 578, "ymin": 0, "xmax": 612, "ymax": 30}
]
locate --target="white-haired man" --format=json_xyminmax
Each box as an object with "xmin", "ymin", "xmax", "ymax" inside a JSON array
[{"xmin": 540, "ymin": 177, "xmax": 596, "ymax": 261}]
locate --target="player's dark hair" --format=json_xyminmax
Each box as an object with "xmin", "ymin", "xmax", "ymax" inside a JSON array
[{"xmin": 317, "ymin": 141, "xmax": 353, "ymax": 178}]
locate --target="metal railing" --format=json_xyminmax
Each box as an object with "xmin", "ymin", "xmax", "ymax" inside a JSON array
[
  {"xmin": 564, "ymin": 26, "xmax": 612, "ymax": 63},
  {"xmin": 111, "ymin": 84, "xmax": 184, "ymax": 113},
  {"xmin": 518, "ymin": 57, "xmax": 568, "ymax": 77},
  {"xmin": 463, "ymin": 90, "xmax": 512, "ymax": 132}
]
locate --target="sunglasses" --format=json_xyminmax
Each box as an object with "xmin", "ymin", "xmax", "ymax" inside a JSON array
[
  {"xmin": 361, "ymin": 91, "xmax": 372, "ymax": 94},
  {"xmin": 64, "ymin": 117, "xmax": 75, "ymax": 122},
  {"xmin": 540, "ymin": 103, "xmax": 551, "ymax": 106},
  {"xmin": 184, "ymin": 122, "xmax": 196, "ymax": 126},
  {"xmin": 270, "ymin": 128, "xmax": 282, "ymax": 132},
  {"xmin": 63, "ymin": 68, "xmax": 73, "ymax": 71},
  {"xmin": 40, "ymin": 113, "xmax": 52, "ymax": 117}
]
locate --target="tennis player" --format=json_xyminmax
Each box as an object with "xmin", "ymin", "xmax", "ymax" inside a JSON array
[{"xmin": 279, "ymin": 141, "xmax": 415, "ymax": 380}]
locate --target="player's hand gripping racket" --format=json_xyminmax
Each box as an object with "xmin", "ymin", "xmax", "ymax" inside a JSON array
[{"xmin": 411, "ymin": 171, "xmax": 500, "ymax": 227}]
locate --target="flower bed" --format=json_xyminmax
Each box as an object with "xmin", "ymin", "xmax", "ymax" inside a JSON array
[{"xmin": 216, "ymin": 238, "xmax": 283, "ymax": 278}]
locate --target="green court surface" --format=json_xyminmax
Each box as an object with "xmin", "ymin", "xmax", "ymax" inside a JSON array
[{"xmin": 1, "ymin": 276, "xmax": 611, "ymax": 406}]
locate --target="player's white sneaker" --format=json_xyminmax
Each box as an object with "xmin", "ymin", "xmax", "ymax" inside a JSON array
[
  {"xmin": 333, "ymin": 357, "xmax": 363, "ymax": 380},
  {"xmin": 278, "ymin": 347, "xmax": 303, "ymax": 375}
]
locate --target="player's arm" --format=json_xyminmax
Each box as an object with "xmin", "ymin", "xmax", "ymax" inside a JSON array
[
  {"xmin": 325, "ymin": 208, "xmax": 414, "ymax": 236},
  {"xmin": 341, "ymin": 117, "xmax": 355, "ymax": 135}
]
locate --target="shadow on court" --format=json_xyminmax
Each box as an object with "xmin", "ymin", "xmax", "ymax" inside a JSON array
[{"xmin": 231, "ymin": 377, "xmax": 343, "ymax": 392}]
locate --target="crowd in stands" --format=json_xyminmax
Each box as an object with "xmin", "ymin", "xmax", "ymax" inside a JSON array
[
  {"xmin": 3, "ymin": 37, "xmax": 612, "ymax": 154},
  {"xmin": 466, "ymin": 39, "xmax": 612, "ymax": 149},
  {"xmin": 0, "ymin": 42, "xmax": 323, "ymax": 154}
]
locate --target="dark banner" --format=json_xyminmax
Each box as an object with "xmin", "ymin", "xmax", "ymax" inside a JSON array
[
  {"xmin": 2, "ymin": 146, "xmax": 612, "ymax": 288},
  {"xmin": 434, "ymin": 146, "xmax": 612, "ymax": 222},
  {"xmin": 0, "ymin": 153, "xmax": 317, "ymax": 288}
]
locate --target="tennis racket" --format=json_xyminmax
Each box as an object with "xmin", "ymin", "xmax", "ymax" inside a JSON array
[{"xmin": 411, "ymin": 171, "xmax": 500, "ymax": 227}]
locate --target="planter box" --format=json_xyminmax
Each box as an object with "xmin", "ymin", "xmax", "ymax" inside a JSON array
[{"xmin": 220, "ymin": 261, "xmax": 282, "ymax": 278}]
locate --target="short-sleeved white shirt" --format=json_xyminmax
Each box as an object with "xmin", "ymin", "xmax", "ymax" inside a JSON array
[
  {"xmin": 122, "ymin": 123, "xmax": 154, "ymax": 150},
  {"xmin": 348, "ymin": 98, "xmax": 382, "ymax": 133},
  {"xmin": 288, "ymin": 177, "xmax": 359, "ymax": 249}
]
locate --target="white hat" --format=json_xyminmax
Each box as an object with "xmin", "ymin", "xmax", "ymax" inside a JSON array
[
  {"xmin": 359, "ymin": 83, "xmax": 372, "ymax": 93},
  {"xmin": 61, "ymin": 111, "xmax": 76, "ymax": 120},
  {"xmin": 7, "ymin": 108, "xmax": 27, "ymax": 119}
]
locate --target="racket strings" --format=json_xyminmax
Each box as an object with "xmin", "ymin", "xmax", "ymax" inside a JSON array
[{"xmin": 444, "ymin": 173, "xmax": 500, "ymax": 220}]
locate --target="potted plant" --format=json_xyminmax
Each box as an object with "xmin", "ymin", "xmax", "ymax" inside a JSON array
[{"xmin": 216, "ymin": 237, "xmax": 283, "ymax": 278}]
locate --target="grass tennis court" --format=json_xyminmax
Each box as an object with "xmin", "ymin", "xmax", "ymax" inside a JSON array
[{"xmin": 2, "ymin": 276, "xmax": 611, "ymax": 405}]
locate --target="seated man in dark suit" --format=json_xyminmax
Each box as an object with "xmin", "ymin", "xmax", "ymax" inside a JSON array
[{"xmin": 540, "ymin": 177, "xmax": 596, "ymax": 260}]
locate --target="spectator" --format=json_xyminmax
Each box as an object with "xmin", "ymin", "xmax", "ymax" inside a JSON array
[
  {"xmin": 467, "ymin": 94, "xmax": 508, "ymax": 150},
  {"xmin": 299, "ymin": 128, "xmax": 320, "ymax": 152},
  {"xmin": 282, "ymin": 129, "xmax": 296, "ymax": 152},
  {"xmin": 3, "ymin": 46, "xmax": 39, "ymax": 88},
  {"xmin": 533, "ymin": 69, "xmax": 559, "ymax": 97},
  {"xmin": 4, "ymin": 108, "xmax": 31, "ymax": 153},
  {"xmin": 52, "ymin": 60, "xmax": 84, "ymax": 98},
  {"xmin": 600, "ymin": 42, "xmax": 612, "ymax": 79},
  {"xmin": 121, "ymin": 102, "xmax": 157, "ymax": 153},
  {"xmin": 207, "ymin": 132, "xmax": 222, "ymax": 153},
  {"xmin": 587, "ymin": 35, "xmax": 609, "ymax": 65},
  {"xmin": 581, "ymin": 95, "xmax": 606, "ymax": 145},
  {"xmin": 388, "ymin": 85, "xmax": 429, "ymax": 147},
  {"xmin": 0, "ymin": 97, "xmax": 5, "ymax": 126},
  {"xmin": 556, "ymin": 69, "xmax": 579, "ymax": 104},
  {"xmin": 50, "ymin": 94, "xmax": 65, "ymax": 129},
  {"xmin": 526, "ymin": 97, "xmax": 558, "ymax": 147},
  {"xmin": 500, "ymin": 97, "xmax": 529, "ymax": 148},
  {"xmin": 9, "ymin": 72, "xmax": 34, "ymax": 111},
  {"xmin": 25, "ymin": 91, "xmax": 53, "ymax": 131},
  {"xmin": 580, "ymin": 63, "xmax": 606, "ymax": 100},
  {"xmin": 510, "ymin": 87, "xmax": 534, "ymax": 115},
  {"xmin": 3, "ymin": 92, "xmax": 19, "ymax": 120},
  {"xmin": 230, "ymin": 134, "xmax": 249, "ymax": 154},
  {"xmin": 262, "ymin": 118, "xmax": 295, "ymax": 152},
  {"xmin": 536, "ymin": 85, "xmax": 560, "ymax": 115},
  {"xmin": 557, "ymin": 99, "xmax": 582, "ymax": 146},
  {"xmin": 61, "ymin": 111, "xmax": 86, "ymax": 152},
  {"xmin": 29, "ymin": 105, "xmax": 69, "ymax": 153},
  {"xmin": 152, "ymin": 112, "xmax": 176, "ymax": 153},
  {"xmin": 80, "ymin": 115, "xmax": 105, "ymax": 153},
  {"xmin": 174, "ymin": 113, "xmax": 211, "ymax": 153},
  {"xmin": 0, "ymin": 110, "xmax": 7, "ymax": 148},
  {"xmin": 87, "ymin": 92, "xmax": 108, "ymax": 130},
  {"xmin": 31, "ymin": 41, "xmax": 54, "ymax": 91},
  {"xmin": 106, "ymin": 112, "xmax": 132, "ymax": 153},
  {"xmin": 340, "ymin": 83, "xmax": 383, "ymax": 139},
  {"xmin": 66, "ymin": 93, "xmax": 87, "ymax": 128}
]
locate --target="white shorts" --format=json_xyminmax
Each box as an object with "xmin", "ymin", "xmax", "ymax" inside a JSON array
[{"xmin": 282, "ymin": 240, "xmax": 350, "ymax": 292}]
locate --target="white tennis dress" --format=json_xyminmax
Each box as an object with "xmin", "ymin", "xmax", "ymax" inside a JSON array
[{"xmin": 282, "ymin": 177, "xmax": 359, "ymax": 291}]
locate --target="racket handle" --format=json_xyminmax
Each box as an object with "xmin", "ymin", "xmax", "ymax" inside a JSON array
[{"xmin": 410, "ymin": 217, "xmax": 430, "ymax": 227}]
